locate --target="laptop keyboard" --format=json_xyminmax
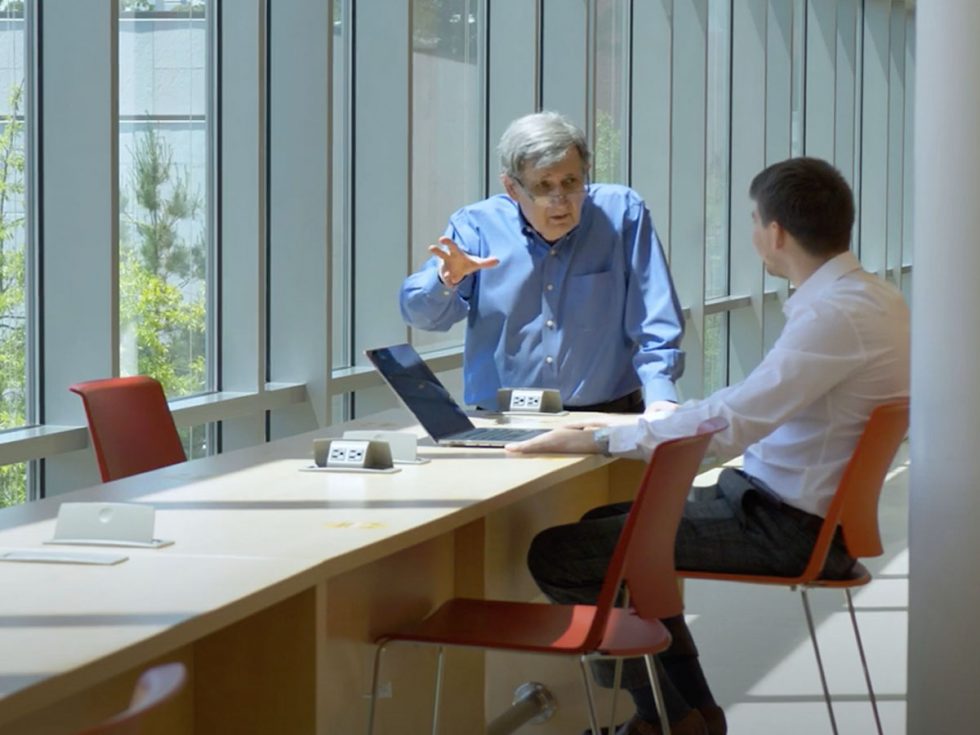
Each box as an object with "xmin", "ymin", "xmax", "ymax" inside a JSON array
[{"xmin": 454, "ymin": 427, "xmax": 546, "ymax": 441}]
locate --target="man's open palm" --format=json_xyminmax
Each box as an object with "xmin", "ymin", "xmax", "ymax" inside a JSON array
[{"xmin": 430, "ymin": 236, "xmax": 500, "ymax": 286}]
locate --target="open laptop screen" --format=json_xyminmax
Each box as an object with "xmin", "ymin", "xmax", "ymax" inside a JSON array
[{"xmin": 365, "ymin": 344, "xmax": 475, "ymax": 441}]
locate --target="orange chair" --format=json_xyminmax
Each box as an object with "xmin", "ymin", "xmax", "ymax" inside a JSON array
[
  {"xmin": 75, "ymin": 662, "xmax": 186, "ymax": 735},
  {"xmin": 365, "ymin": 417, "xmax": 728, "ymax": 735},
  {"xmin": 680, "ymin": 398, "xmax": 910, "ymax": 735},
  {"xmin": 70, "ymin": 376, "xmax": 187, "ymax": 482}
]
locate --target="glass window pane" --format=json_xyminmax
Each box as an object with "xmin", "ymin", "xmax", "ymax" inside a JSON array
[
  {"xmin": 410, "ymin": 0, "xmax": 484, "ymax": 353},
  {"xmin": 118, "ymin": 0, "xmax": 209, "ymax": 402},
  {"xmin": 594, "ymin": 0, "xmax": 629, "ymax": 183},
  {"xmin": 0, "ymin": 0, "xmax": 30, "ymax": 508},
  {"xmin": 791, "ymin": 0, "xmax": 805, "ymax": 157},
  {"xmin": 182, "ymin": 421, "xmax": 210, "ymax": 460},
  {"xmin": 704, "ymin": 311, "xmax": 728, "ymax": 395},
  {"xmin": 705, "ymin": 0, "xmax": 731, "ymax": 300},
  {"xmin": 331, "ymin": 0, "xmax": 350, "ymax": 370}
]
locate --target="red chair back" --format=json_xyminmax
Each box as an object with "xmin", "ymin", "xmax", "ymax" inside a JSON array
[
  {"xmin": 70, "ymin": 376, "xmax": 187, "ymax": 482},
  {"xmin": 586, "ymin": 417, "xmax": 727, "ymax": 646},
  {"xmin": 795, "ymin": 398, "xmax": 909, "ymax": 582},
  {"xmin": 837, "ymin": 398, "xmax": 910, "ymax": 557},
  {"xmin": 76, "ymin": 662, "xmax": 186, "ymax": 735}
]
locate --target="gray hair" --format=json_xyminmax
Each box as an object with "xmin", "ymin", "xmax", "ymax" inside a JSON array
[{"xmin": 497, "ymin": 111, "xmax": 591, "ymax": 180}]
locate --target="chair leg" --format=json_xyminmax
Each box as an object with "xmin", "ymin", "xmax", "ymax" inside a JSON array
[
  {"xmin": 607, "ymin": 587, "xmax": 630, "ymax": 735},
  {"xmin": 366, "ymin": 642, "xmax": 389, "ymax": 735},
  {"xmin": 800, "ymin": 589, "xmax": 839, "ymax": 735},
  {"xmin": 431, "ymin": 646, "xmax": 445, "ymax": 735},
  {"xmin": 844, "ymin": 588, "xmax": 884, "ymax": 735},
  {"xmin": 579, "ymin": 655, "xmax": 602, "ymax": 735},
  {"xmin": 643, "ymin": 655, "xmax": 670, "ymax": 735},
  {"xmin": 609, "ymin": 656, "xmax": 624, "ymax": 735}
]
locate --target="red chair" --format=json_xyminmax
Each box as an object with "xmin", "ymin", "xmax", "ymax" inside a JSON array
[
  {"xmin": 75, "ymin": 662, "xmax": 187, "ymax": 735},
  {"xmin": 70, "ymin": 376, "xmax": 187, "ymax": 482},
  {"xmin": 680, "ymin": 398, "xmax": 910, "ymax": 735},
  {"xmin": 365, "ymin": 417, "xmax": 728, "ymax": 735}
]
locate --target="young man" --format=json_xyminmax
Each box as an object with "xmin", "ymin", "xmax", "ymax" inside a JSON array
[
  {"xmin": 508, "ymin": 157, "xmax": 910, "ymax": 735},
  {"xmin": 400, "ymin": 111, "xmax": 684, "ymax": 414}
]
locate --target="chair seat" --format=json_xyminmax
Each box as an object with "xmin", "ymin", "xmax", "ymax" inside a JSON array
[
  {"xmin": 381, "ymin": 597, "xmax": 672, "ymax": 657},
  {"xmin": 808, "ymin": 560, "xmax": 872, "ymax": 588},
  {"xmin": 681, "ymin": 560, "xmax": 873, "ymax": 589}
]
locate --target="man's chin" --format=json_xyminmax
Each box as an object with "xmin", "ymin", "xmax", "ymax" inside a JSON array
[{"xmin": 541, "ymin": 221, "xmax": 576, "ymax": 241}]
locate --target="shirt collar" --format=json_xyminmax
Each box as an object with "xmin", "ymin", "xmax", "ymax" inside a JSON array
[{"xmin": 784, "ymin": 250, "xmax": 863, "ymax": 315}]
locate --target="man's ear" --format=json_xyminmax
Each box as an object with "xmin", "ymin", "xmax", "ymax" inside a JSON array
[
  {"xmin": 501, "ymin": 173, "xmax": 520, "ymax": 200},
  {"xmin": 770, "ymin": 220, "xmax": 788, "ymax": 249}
]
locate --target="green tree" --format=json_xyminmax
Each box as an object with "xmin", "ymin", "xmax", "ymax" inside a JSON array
[
  {"xmin": 120, "ymin": 126, "xmax": 207, "ymax": 460},
  {"xmin": 0, "ymin": 1, "xmax": 25, "ymax": 17},
  {"xmin": 120, "ymin": 126, "xmax": 206, "ymax": 400},
  {"xmin": 0, "ymin": 83, "xmax": 26, "ymax": 507},
  {"xmin": 593, "ymin": 109, "xmax": 623, "ymax": 184}
]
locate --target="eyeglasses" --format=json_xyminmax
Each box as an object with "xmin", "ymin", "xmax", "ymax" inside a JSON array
[{"xmin": 512, "ymin": 174, "xmax": 588, "ymax": 204}]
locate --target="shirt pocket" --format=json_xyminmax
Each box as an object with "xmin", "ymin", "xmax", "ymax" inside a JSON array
[{"xmin": 565, "ymin": 270, "xmax": 616, "ymax": 329}]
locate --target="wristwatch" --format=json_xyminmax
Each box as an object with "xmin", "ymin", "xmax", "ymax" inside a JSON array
[{"xmin": 592, "ymin": 427, "xmax": 613, "ymax": 457}]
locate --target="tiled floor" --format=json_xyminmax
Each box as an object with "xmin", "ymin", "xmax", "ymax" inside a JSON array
[{"xmin": 684, "ymin": 445, "xmax": 910, "ymax": 734}]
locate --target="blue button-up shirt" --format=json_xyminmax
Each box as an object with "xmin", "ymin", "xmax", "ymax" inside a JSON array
[{"xmin": 399, "ymin": 184, "xmax": 685, "ymax": 408}]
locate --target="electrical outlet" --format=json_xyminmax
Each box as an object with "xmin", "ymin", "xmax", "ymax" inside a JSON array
[
  {"xmin": 312, "ymin": 438, "xmax": 394, "ymax": 470},
  {"xmin": 510, "ymin": 389, "xmax": 543, "ymax": 411},
  {"xmin": 326, "ymin": 440, "xmax": 369, "ymax": 467}
]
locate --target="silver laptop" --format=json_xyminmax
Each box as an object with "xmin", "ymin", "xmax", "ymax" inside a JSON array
[{"xmin": 365, "ymin": 344, "xmax": 549, "ymax": 447}]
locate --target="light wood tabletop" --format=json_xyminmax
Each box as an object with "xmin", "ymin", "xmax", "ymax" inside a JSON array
[{"xmin": 0, "ymin": 408, "xmax": 641, "ymax": 735}]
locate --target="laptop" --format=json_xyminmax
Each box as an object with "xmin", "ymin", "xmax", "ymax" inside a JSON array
[{"xmin": 365, "ymin": 343, "xmax": 550, "ymax": 447}]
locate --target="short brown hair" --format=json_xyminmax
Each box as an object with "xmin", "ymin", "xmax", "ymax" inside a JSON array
[{"xmin": 749, "ymin": 157, "xmax": 855, "ymax": 257}]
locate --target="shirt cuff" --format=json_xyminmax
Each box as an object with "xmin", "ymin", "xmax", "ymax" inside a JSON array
[
  {"xmin": 606, "ymin": 422, "xmax": 649, "ymax": 459},
  {"xmin": 642, "ymin": 378, "xmax": 679, "ymax": 405},
  {"xmin": 422, "ymin": 267, "xmax": 459, "ymax": 299}
]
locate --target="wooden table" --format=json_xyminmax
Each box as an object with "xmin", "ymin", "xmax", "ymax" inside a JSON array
[{"xmin": 0, "ymin": 410, "xmax": 647, "ymax": 734}]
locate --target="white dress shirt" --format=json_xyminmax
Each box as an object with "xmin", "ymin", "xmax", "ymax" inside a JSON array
[{"xmin": 606, "ymin": 251, "xmax": 910, "ymax": 517}]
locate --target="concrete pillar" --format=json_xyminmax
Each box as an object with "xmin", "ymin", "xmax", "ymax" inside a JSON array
[{"xmin": 909, "ymin": 1, "xmax": 980, "ymax": 731}]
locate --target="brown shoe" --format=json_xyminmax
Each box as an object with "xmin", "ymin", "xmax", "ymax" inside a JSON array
[{"xmin": 613, "ymin": 709, "xmax": 709, "ymax": 735}]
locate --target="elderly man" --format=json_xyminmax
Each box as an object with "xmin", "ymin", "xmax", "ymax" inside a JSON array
[
  {"xmin": 400, "ymin": 110, "xmax": 684, "ymax": 413},
  {"xmin": 508, "ymin": 157, "xmax": 910, "ymax": 735}
]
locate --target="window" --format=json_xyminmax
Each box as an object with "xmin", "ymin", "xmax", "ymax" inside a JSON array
[
  {"xmin": 0, "ymin": 0, "xmax": 29, "ymax": 508},
  {"xmin": 331, "ymin": 0, "xmax": 350, "ymax": 372},
  {"xmin": 409, "ymin": 0, "xmax": 485, "ymax": 354},
  {"xmin": 118, "ymin": 0, "xmax": 210, "ymax": 457},
  {"xmin": 594, "ymin": 0, "xmax": 630, "ymax": 184},
  {"xmin": 705, "ymin": 0, "xmax": 731, "ymax": 301}
]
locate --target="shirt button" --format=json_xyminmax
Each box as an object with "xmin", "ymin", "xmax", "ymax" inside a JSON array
[
  {"xmin": 546, "ymin": 284, "xmax": 554, "ymax": 291},
  {"xmin": 442, "ymin": 290, "xmax": 451, "ymax": 296},
  {"xmin": 545, "ymin": 356, "xmax": 554, "ymax": 364},
  {"xmin": 549, "ymin": 249, "xmax": 558, "ymax": 256},
  {"xmin": 546, "ymin": 320, "xmax": 555, "ymax": 328}
]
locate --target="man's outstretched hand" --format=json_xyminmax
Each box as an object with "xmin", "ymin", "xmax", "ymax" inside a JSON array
[{"xmin": 430, "ymin": 236, "xmax": 500, "ymax": 286}]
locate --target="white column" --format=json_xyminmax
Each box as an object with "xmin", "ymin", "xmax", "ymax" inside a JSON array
[{"xmin": 909, "ymin": 1, "xmax": 980, "ymax": 731}]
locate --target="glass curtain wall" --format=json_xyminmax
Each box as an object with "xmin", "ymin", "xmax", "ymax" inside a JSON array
[
  {"xmin": 409, "ymin": 0, "xmax": 485, "ymax": 354},
  {"xmin": 594, "ymin": 0, "xmax": 629, "ymax": 183},
  {"xmin": 703, "ymin": 0, "xmax": 731, "ymax": 395},
  {"xmin": 118, "ymin": 0, "xmax": 210, "ymax": 457},
  {"xmin": 0, "ymin": 0, "xmax": 28, "ymax": 508}
]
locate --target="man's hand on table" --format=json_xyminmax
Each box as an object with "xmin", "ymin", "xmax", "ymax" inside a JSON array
[
  {"xmin": 506, "ymin": 427, "xmax": 601, "ymax": 455},
  {"xmin": 505, "ymin": 400, "xmax": 678, "ymax": 455}
]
